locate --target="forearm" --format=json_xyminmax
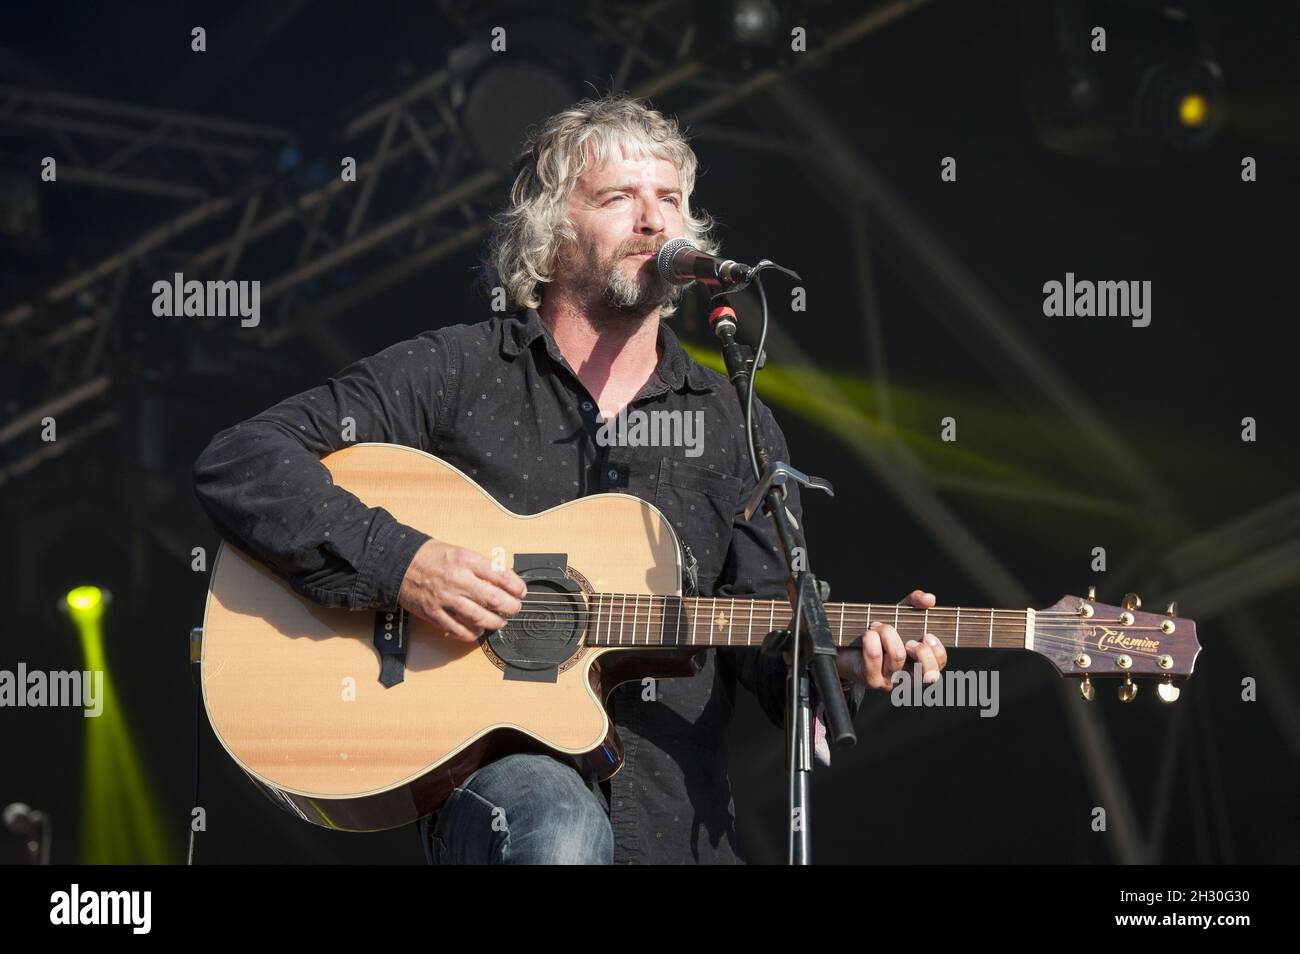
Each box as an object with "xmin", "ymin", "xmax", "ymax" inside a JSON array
[
  {"xmin": 193, "ymin": 331, "xmax": 454, "ymax": 610},
  {"xmin": 194, "ymin": 416, "xmax": 429, "ymax": 610}
]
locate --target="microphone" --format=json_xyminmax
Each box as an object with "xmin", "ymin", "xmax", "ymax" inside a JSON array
[
  {"xmin": 3, "ymin": 802, "xmax": 44, "ymax": 835},
  {"xmin": 4, "ymin": 802, "xmax": 51, "ymax": 865},
  {"xmin": 656, "ymin": 238, "xmax": 755, "ymax": 289}
]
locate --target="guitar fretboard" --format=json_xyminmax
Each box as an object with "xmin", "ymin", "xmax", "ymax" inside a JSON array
[{"xmin": 573, "ymin": 594, "xmax": 1030, "ymax": 650}]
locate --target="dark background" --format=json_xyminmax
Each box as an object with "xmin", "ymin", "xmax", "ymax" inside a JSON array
[{"xmin": 1, "ymin": 0, "xmax": 1297, "ymax": 864}]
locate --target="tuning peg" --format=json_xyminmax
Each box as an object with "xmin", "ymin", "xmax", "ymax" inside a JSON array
[
  {"xmin": 1157, "ymin": 678, "xmax": 1181, "ymax": 703},
  {"xmin": 1117, "ymin": 674, "xmax": 1139, "ymax": 703},
  {"xmin": 1122, "ymin": 592, "xmax": 1141, "ymax": 611},
  {"xmin": 1079, "ymin": 675, "xmax": 1095, "ymax": 701},
  {"xmin": 1087, "ymin": 585, "xmax": 1096, "ymax": 602},
  {"xmin": 1166, "ymin": 601, "xmax": 1177, "ymax": 617}
]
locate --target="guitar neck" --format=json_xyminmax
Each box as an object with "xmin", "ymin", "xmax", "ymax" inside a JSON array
[{"xmin": 582, "ymin": 594, "xmax": 1031, "ymax": 650}]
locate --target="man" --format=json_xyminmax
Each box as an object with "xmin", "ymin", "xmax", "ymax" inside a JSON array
[{"xmin": 193, "ymin": 94, "xmax": 948, "ymax": 864}]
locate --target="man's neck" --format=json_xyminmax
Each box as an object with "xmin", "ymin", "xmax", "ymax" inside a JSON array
[{"xmin": 538, "ymin": 294, "xmax": 664, "ymax": 418}]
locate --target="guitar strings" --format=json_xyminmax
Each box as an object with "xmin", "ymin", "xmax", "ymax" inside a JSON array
[
  {"xmin": 485, "ymin": 594, "xmax": 1170, "ymax": 627},
  {"xmin": 481, "ymin": 596, "xmax": 1163, "ymax": 628},
  {"xmin": 483, "ymin": 595, "xmax": 1171, "ymax": 628},
  {"xmin": 485, "ymin": 591, "xmax": 1163, "ymax": 619},
  {"xmin": 440, "ymin": 596, "xmax": 1179, "ymax": 663}
]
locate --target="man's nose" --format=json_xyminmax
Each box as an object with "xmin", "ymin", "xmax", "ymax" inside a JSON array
[{"xmin": 635, "ymin": 196, "xmax": 665, "ymax": 234}]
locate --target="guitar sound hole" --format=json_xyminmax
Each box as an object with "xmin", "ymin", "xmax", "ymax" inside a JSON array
[
  {"xmin": 487, "ymin": 579, "xmax": 586, "ymax": 671},
  {"xmin": 519, "ymin": 600, "xmax": 565, "ymax": 639}
]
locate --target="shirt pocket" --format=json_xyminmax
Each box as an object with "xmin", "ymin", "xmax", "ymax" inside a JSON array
[{"xmin": 653, "ymin": 458, "xmax": 743, "ymax": 593}]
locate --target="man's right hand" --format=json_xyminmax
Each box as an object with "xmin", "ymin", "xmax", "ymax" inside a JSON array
[{"xmin": 398, "ymin": 539, "xmax": 527, "ymax": 642}]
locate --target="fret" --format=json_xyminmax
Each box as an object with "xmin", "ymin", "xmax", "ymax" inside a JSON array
[{"xmin": 584, "ymin": 595, "xmax": 1034, "ymax": 649}]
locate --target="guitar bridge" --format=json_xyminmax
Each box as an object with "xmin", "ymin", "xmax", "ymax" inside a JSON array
[{"xmin": 373, "ymin": 608, "xmax": 409, "ymax": 687}]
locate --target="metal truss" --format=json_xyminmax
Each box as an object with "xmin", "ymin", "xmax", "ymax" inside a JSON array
[
  {"xmin": 0, "ymin": 0, "xmax": 931, "ymax": 477},
  {"xmin": 0, "ymin": 84, "xmax": 291, "ymax": 201}
]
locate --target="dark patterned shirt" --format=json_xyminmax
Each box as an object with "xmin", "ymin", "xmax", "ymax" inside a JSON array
[{"xmin": 193, "ymin": 307, "xmax": 862, "ymax": 863}]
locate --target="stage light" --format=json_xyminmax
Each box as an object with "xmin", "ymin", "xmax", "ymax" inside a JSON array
[
  {"xmin": 688, "ymin": 1, "xmax": 802, "ymax": 73},
  {"xmin": 63, "ymin": 585, "xmax": 109, "ymax": 671},
  {"xmin": 462, "ymin": 62, "xmax": 575, "ymax": 172},
  {"xmin": 56, "ymin": 585, "xmax": 171, "ymax": 863},
  {"xmin": 1178, "ymin": 92, "xmax": 1208, "ymax": 128},
  {"xmin": 65, "ymin": 585, "xmax": 105, "ymax": 618},
  {"xmin": 1135, "ymin": 54, "xmax": 1224, "ymax": 150},
  {"xmin": 732, "ymin": 0, "xmax": 781, "ymax": 47},
  {"xmin": 1023, "ymin": 0, "xmax": 1226, "ymax": 160},
  {"xmin": 447, "ymin": 19, "xmax": 596, "ymax": 173}
]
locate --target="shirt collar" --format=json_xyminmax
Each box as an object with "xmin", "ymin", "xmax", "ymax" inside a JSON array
[{"xmin": 500, "ymin": 308, "xmax": 717, "ymax": 394}]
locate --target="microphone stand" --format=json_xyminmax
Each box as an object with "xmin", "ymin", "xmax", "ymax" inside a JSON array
[
  {"xmin": 708, "ymin": 294, "xmax": 854, "ymax": 865},
  {"xmin": 28, "ymin": 811, "xmax": 51, "ymax": 865}
]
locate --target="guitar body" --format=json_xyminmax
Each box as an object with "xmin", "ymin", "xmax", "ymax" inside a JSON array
[{"xmin": 200, "ymin": 443, "xmax": 689, "ymax": 831}]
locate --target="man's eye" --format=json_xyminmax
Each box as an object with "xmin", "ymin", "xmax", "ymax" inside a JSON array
[
  {"xmin": 662, "ymin": 196, "xmax": 680, "ymax": 206},
  {"xmin": 605, "ymin": 195, "xmax": 627, "ymax": 204}
]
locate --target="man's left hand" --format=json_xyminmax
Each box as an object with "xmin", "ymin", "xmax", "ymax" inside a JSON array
[{"xmin": 835, "ymin": 589, "xmax": 949, "ymax": 691}]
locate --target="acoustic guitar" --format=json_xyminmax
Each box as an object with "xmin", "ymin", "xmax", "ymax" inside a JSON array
[{"xmin": 199, "ymin": 443, "xmax": 1201, "ymax": 831}]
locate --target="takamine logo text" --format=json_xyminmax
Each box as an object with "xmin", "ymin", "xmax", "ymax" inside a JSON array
[{"xmin": 1093, "ymin": 625, "xmax": 1160, "ymax": 653}]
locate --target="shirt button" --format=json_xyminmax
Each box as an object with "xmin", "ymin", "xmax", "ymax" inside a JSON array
[
  {"xmin": 607, "ymin": 468, "xmax": 618, "ymax": 481},
  {"xmin": 581, "ymin": 400, "xmax": 593, "ymax": 412}
]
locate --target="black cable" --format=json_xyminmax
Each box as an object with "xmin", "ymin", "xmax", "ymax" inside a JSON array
[
  {"xmin": 786, "ymin": 571, "xmax": 809, "ymax": 865},
  {"xmin": 714, "ymin": 260, "xmax": 801, "ymax": 485},
  {"xmin": 187, "ymin": 687, "xmax": 201, "ymax": 865}
]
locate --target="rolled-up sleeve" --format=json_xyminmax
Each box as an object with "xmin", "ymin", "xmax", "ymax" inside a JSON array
[
  {"xmin": 192, "ymin": 328, "xmax": 460, "ymax": 611},
  {"xmin": 715, "ymin": 398, "xmax": 867, "ymax": 728}
]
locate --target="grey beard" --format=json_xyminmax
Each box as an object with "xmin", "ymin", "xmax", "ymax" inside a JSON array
[{"xmin": 603, "ymin": 264, "xmax": 678, "ymax": 311}]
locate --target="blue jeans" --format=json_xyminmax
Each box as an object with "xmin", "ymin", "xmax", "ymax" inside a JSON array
[{"xmin": 418, "ymin": 753, "xmax": 614, "ymax": 864}]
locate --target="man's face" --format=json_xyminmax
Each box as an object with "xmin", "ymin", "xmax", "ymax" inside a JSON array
[{"xmin": 561, "ymin": 147, "xmax": 685, "ymax": 312}]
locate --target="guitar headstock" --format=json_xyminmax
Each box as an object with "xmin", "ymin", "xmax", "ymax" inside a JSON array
[{"xmin": 1031, "ymin": 589, "xmax": 1201, "ymax": 703}]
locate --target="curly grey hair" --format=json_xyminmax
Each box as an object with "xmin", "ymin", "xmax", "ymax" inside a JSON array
[{"xmin": 487, "ymin": 94, "xmax": 718, "ymax": 316}]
